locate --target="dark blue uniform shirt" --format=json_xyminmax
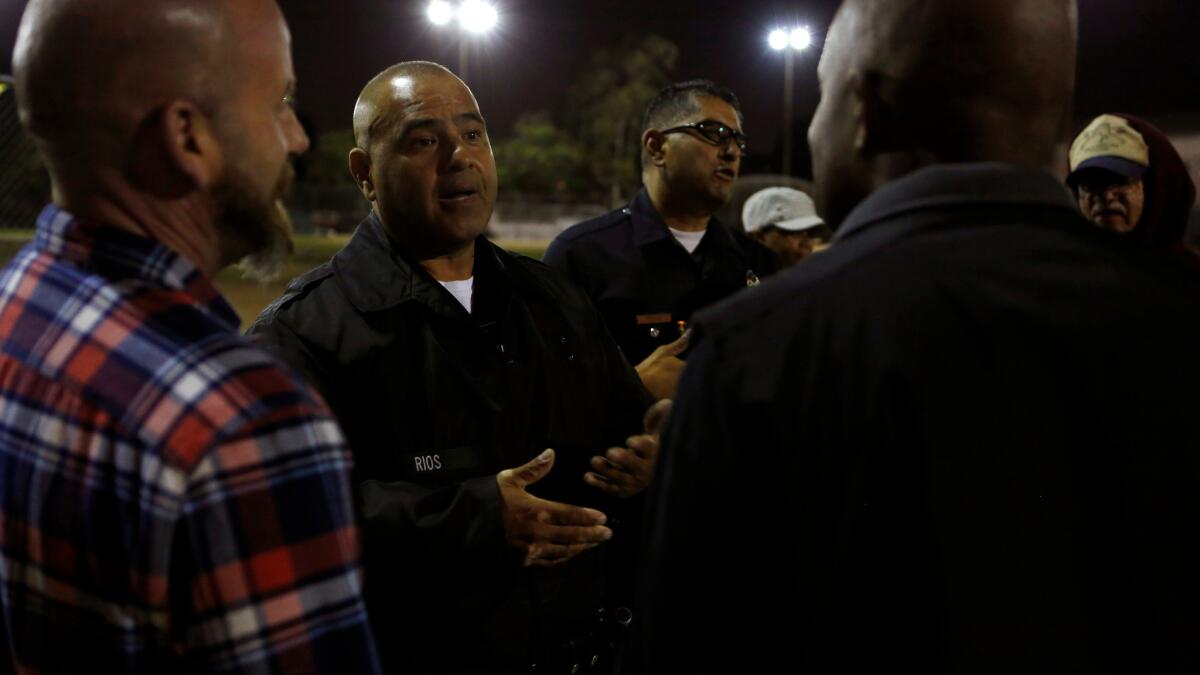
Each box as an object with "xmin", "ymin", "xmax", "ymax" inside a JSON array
[{"xmin": 544, "ymin": 187, "xmax": 780, "ymax": 364}]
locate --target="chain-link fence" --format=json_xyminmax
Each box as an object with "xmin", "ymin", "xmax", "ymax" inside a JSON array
[
  {"xmin": 0, "ymin": 76, "xmax": 50, "ymax": 230},
  {"xmin": 285, "ymin": 184, "xmax": 371, "ymax": 235}
]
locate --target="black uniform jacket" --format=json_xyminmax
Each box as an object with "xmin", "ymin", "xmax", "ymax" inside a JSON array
[
  {"xmin": 248, "ymin": 213, "xmax": 653, "ymax": 674},
  {"xmin": 543, "ymin": 188, "xmax": 779, "ymax": 364},
  {"xmin": 637, "ymin": 164, "xmax": 1200, "ymax": 674}
]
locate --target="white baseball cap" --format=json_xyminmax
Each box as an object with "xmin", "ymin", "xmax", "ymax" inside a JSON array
[
  {"xmin": 742, "ymin": 187, "xmax": 825, "ymax": 234},
  {"xmin": 1067, "ymin": 114, "xmax": 1150, "ymax": 185}
]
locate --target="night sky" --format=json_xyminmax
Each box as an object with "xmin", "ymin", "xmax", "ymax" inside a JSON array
[{"xmin": 3, "ymin": 0, "xmax": 1199, "ymax": 169}]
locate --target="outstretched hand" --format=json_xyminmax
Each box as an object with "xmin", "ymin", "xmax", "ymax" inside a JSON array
[
  {"xmin": 584, "ymin": 399, "xmax": 673, "ymax": 498},
  {"xmin": 498, "ymin": 449, "xmax": 612, "ymax": 567},
  {"xmin": 635, "ymin": 331, "xmax": 690, "ymax": 400}
]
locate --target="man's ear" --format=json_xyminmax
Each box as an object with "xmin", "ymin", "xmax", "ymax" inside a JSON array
[
  {"xmin": 158, "ymin": 99, "xmax": 223, "ymax": 191},
  {"xmin": 643, "ymin": 129, "xmax": 667, "ymax": 167},
  {"xmin": 854, "ymin": 69, "xmax": 899, "ymax": 157},
  {"xmin": 348, "ymin": 147, "xmax": 375, "ymax": 202}
]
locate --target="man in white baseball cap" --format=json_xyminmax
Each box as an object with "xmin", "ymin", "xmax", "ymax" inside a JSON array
[
  {"xmin": 1066, "ymin": 113, "xmax": 1196, "ymax": 258},
  {"xmin": 1066, "ymin": 114, "xmax": 1150, "ymax": 234},
  {"xmin": 742, "ymin": 186, "xmax": 832, "ymax": 266}
]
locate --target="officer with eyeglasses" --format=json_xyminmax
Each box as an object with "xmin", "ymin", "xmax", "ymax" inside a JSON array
[{"xmin": 544, "ymin": 80, "xmax": 779, "ymax": 401}]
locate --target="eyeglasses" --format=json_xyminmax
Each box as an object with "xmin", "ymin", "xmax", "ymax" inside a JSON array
[
  {"xmin": 661, "ymin": 120, "xmax": 748, "ymax": 153},
  {"xmin": 1075, "ymin": 173, "xmax": 1140, "ymax": 196}
]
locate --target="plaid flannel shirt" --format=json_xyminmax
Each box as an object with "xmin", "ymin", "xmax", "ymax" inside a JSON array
[{"xmin": 0, "ymin": 206, "xmax": 380, "ymax": 673}]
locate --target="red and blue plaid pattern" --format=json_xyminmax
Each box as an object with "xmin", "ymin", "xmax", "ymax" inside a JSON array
[{"xmin": 0, "ymin": 206, "xmax": 380, "ymax": 673}]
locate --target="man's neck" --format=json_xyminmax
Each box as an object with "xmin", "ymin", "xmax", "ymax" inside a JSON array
[
  {"xmin": 418, "ymin": 240, "xmax": 476, "ymax": 282},
  {"xmin": 645, "ymin": 175, "xmax": 712, "ymax": 233},
  {"xmin": 55, "ymin": 173, "xmax": 222, "ymax": 275}
]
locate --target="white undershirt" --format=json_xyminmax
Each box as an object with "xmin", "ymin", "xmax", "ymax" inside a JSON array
[
  {"xmin": 438, "ymin": 277, "xmax": 474, "ymax": 313},
  {"xmin": 669, "ymin": 227, "xmax": 706, "ymax": 254}
]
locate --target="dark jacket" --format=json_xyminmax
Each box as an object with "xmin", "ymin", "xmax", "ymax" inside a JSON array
[
  {"xmin": 248, "ymin": 214, "xmax": 653, "ymax": 674},
  {"xmin": 638, "ymin": 164, "xmax": 1200, "ymax": 674},
  {"xmin": 543, "ymin": 188, "xmax": 780, "ymax": 365}
]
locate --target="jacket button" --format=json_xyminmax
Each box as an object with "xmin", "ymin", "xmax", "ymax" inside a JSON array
[
  {"xmin": 649, "ymin": 327, "xmax": 660, "ymax": 338},
  {"xmin": 621, "ymin": 207, "xmax": 632, "ymax": 215}
]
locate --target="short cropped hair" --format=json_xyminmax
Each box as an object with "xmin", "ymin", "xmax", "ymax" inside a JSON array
[{"xmin": 641, "ymin": 79, "xmax": 742, "ymax": 165}]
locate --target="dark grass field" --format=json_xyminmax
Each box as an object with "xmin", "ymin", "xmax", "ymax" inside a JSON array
[{"xmin": 0, "ymin": 232, "xmax": 547, "ymax": 330}]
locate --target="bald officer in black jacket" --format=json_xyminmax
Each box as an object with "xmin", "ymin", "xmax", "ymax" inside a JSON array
[{"xmin": 251, "ymin": 61, "xmax": 659, "ymax": 675}]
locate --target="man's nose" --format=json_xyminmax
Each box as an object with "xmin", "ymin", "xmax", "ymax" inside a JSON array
[
  {"xmin": 443, "ymin": 139, "xmax": 473, "ymax": 172},
  {"xmin": 286, "ymin": 109, "xmax": 310, "ymax": 155}
]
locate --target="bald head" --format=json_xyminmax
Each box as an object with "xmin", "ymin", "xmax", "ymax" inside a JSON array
[
  {"xmin": 346, "ymin": 61, "xmax": 496, "ymax": 262},
  {"xmin": 13, "ymin": 0, "xmax": 285, "ymax": 172},
  {"xmin": 808, "ymin": 0, "xmax": 1077, "ymax": 227},
  {"xmin": 352, "ymin": 61, "xmax": 464, "ymax": 151},
  {"xmin": 11, "ymin": 0, "xmax": 308, "ymax": 277},
  {"xmin": 835, "ymin": 0, "xmax": 1076, "ymax": 164}
]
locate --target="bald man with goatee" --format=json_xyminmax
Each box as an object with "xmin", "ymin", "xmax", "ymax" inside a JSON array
[
  {"xmin": 0, "ymin": 0, "xmax": 380, "ymax": 672},
  {"xmin": 637, "ymin": 0, "xmax": 1200, "ymax": 672}
]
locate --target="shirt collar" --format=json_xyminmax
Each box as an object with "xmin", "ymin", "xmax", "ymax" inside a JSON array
[
  {"xmin": 32, "ymin": 204, "xmax": 240, "ymax": 331},
  {"xmin": 834, "ymin": 163, "xmax": 1080, "ymax": 242},
  {"xmin": 331, "ymin": 212, "xmax": 418, "ymax": 313},
  {"xmin": 333, "ymin": 211, "xmax": 548, "ymax": 315},
  {"xmin": 628, "ymin": 186, "xmax": 735, "ymax": 250}
]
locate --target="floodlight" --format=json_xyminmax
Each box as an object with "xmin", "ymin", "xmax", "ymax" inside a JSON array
[
  {"xmin": 790, "ymin": 27, "xmax": 813, "ymax": 50},
  {"xmin": 768, "ymin": 29, "xmax": 789, "ymax": 51},
  {"xmin": 459, "ymin": 0, "xmax": 499, "ymax": 33},
  {"xmin": 427, "ymin": 0, "xmax": 454, "ymax": 26}
]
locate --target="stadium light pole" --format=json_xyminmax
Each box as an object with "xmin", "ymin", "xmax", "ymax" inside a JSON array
[
  {"xmin": 427, "ymin": 0, "xmax": 499, "ymax": 82},
  {"xmin": 768, "ymin": 26, "xmax": 813, "ymax": 176}
]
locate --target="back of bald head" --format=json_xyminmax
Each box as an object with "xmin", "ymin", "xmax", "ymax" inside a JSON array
[
  {"xmin": 352, "ymin": 61, "xmax": 462, "ymax": 150},
  {"xmin": 12, "ymin": 0, "xmax": 259, "ymax": 173},
  {"xmin": 837, "ymin": 0, "xmax": 1077, "ymax": 168}
]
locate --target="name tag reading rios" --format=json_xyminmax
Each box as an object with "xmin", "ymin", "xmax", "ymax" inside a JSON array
[
  {"xmin": 413, "ymin": 454, "xmax": 442, "ymax": 472},
  {"xmin": 407, "ymin": 446, "xmax": 485, "ymax": 475}
]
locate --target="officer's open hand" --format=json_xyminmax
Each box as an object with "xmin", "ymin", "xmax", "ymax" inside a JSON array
[
  {"xmin": 584, "ymin": 399, "xmax": 673, "ymax": 498},
  {"xmin": 497, "ymin": 449, "xmax": 612, "ymax": 567},
  {"xmin": 635, "ymin": 330, "xmax": 690, "ymax": 400}
]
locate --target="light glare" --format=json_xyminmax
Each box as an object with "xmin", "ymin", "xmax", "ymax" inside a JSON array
[
  {"xmin": 790, "ymin": 27, "xmax": 813, "ymax": 50},
  {"xmin": 768, "ymin": 29, "xmax": 789, "ymax": 51},
  {"xmin": 459, "ymin": 0, "xmax": 499, "ymax": 33},
  {"xmin": 427, "ymin": 0, "xmax": 453, "ymax": 25}
]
